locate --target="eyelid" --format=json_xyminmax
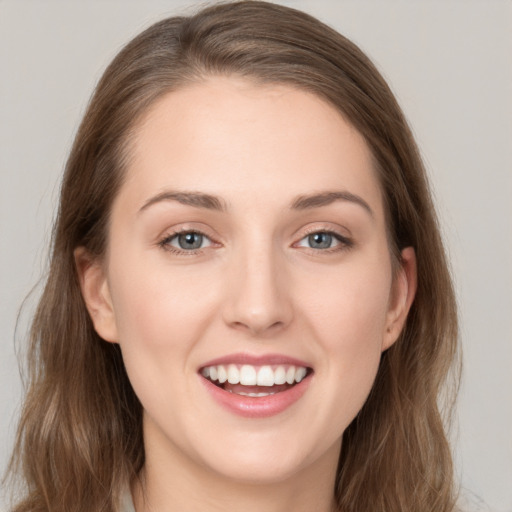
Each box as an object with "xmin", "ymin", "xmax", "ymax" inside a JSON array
[{"xmin": 296, "ymin": 222, "xmax": 352, "ymax": 240}]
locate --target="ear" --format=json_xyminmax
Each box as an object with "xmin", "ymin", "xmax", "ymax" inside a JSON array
[
  {"xmin": 74, "ymin": 247, "xmax": 118, "ymax": 343},
  {"xmin": 382, "ymin": 246, "xmax": 417, "ymax": 351}
]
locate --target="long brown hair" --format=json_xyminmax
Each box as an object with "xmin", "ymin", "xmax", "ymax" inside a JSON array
[{"xmin": 6, "ymin": 2, "xmax": 460, "ymax": 511}]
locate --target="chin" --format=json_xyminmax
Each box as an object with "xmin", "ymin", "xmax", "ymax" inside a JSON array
[
  {"xmin": 205, "ymin": 452, "xmax": 311, "ymax": 486},
  {"xmin": 187, "ymin": 426, "xmax": 336, "ymax": 487}
]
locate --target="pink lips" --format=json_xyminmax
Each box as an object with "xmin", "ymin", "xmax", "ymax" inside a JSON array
[
  {"xmin": 200, "ymin": 353, "xmax": 311, "ymax": 368},
  {"xmin": 198, "ymin": 353, "xmax": 313, "ymax": 418}
]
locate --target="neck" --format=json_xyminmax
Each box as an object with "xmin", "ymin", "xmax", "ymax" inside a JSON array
[{"xmin": 133, "ymin": 473, "xmax": 337, "ymax": 512}]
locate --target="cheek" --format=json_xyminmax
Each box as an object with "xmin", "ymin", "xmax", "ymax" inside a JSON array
[
  {"xmin": 105, "ymin": 252, "xmax": 221, "ymax": 399},
  {"xmin": 297, "ymin": 255, "xmax": 392, "ymax": 426},
  {"xmin": 301, "ymin": 255, "xmax": 392, "ymax": 350},
  {"xmin": 108, "ymin": 252, "xmax": 219, "ymax": 347},
  {"xmin": 106, "ymin": 256, "xmax": 224, "ymax": 431}
]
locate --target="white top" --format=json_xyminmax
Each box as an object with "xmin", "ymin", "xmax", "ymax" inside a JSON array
[{"xmin": 121, "ymin": 490, "xmax": 136, "ymax": 512}]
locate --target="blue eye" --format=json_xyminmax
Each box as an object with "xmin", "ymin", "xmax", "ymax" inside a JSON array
[
  {"xmin": 307, "ymin": 232, "xmax": 334, "ymax": 249},
  {"xmin": 297, "ymin": 231, "xmax": 348, "ymax": 250},
  {"xmin": 162, "ymin": 232, "xmax": 212, "ymax": 251}
]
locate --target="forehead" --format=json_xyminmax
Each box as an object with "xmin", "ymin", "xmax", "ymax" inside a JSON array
[{"xmin": 120, "ymin": 76, "xmax": 384, "ymax": 218}]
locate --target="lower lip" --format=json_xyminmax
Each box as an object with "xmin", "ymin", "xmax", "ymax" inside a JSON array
[{"xmin": 199, "ymin": 374, "xmax": 312, "ymax": 418}]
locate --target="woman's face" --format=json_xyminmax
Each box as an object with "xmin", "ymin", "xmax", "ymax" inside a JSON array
[{"xmin": 80, "ymin": 77, "xmax": 415, "ymax": 485}]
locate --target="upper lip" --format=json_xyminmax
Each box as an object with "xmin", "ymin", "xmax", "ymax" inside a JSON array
[{"xmin": 199, "ymin": 353, "xmax": 312, "ymax": 370}]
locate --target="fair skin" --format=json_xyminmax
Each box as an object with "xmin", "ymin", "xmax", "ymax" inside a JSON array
[{"xmin": 76, "ymin": 77, "xmax": 416, "ymax": 512}]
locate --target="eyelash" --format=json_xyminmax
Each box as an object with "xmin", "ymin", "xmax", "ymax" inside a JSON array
[
  {"xmin": 158, "ymin": 228, "xmax": 215, "ymax": 256},
  {"xmin": 295, "ymin": 229, "xmax": 354, "ymax": 253},
  {"xmin": 157, "ymin": 228, "xmax": 353, "ymax": 256}
]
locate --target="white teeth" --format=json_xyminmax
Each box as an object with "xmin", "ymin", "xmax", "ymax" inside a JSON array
[
  {"xmin": 227, "ymin": 364, "xmax": 239, "ymax": 384},
  {"xmin": 240, "ymin": 365, "xmax": 257, "ymax": 385},
  {"xmin": 236, "ymin": 391, "xmax": 276, "ymax": 397},
  {"xmin": 295, "ymin": 367, "xmax": 307, "ymax": 383},
  {"xmin": 274, "ymin": 366, "xmax": 286, "ymax": 385},
  {"xmin": 202, "ymin": 363, "xmax": 309, "ymax": 387},
  {"xmin": 256, "ymin": 365, "xmax": 275, "ymax": 386},
  {"xmin": 217, "ymin": 365, "xmax": 227, "ymax": 384}
]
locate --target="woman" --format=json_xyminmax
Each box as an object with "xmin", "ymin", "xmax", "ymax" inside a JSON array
[{"xmin": 6, "ymin": 2, "xmax": 459, "ymax": 511}]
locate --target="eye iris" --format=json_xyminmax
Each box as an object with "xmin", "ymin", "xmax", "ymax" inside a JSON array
[
  {"xmin": 178, "ymin": 233, "xmax": 203, "ymax": 250},
  {"xmin": 308, "ymin": 232, "xmax": 332, "ymax": 249}
]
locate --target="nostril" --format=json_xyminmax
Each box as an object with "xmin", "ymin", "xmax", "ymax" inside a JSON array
[{"xmin": 229, "ymin": 319, "xmax": 286, "ymax": 336}]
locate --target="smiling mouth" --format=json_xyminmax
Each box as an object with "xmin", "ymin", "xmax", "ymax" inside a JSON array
[{"xmin": 200, "ymin": 364, "xmax": 313, "ymax": 397}]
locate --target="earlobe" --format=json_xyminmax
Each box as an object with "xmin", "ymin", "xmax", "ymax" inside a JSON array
[
  {"xmin": 382, "ymin": 246, "xmax": 417, "ymax": 351},
  {"xmin": 74, "ymin": 247, "xmax": 118, "ymax": 343}
]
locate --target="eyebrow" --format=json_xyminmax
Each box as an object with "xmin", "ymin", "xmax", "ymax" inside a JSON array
[
  {"xmin": 138, "ymin": 189, "xmax": 373, "ymax": 217},
  {"xmin": 291, "ymin": 191, "xmax": 374, "ymax": 217},
  {"xmin": 139, "ymin": 191, "xmax": 227, "ymax": 213}
]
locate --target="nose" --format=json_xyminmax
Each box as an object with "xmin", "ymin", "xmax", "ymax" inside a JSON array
[{"xmin": 222, "ymin": 244, "xmax": 293, "ymax": 337}]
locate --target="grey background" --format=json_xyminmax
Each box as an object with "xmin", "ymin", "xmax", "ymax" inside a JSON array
[{"xmin": 1, "ymin": 1, "xmax": 511, "ymax": 510}]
